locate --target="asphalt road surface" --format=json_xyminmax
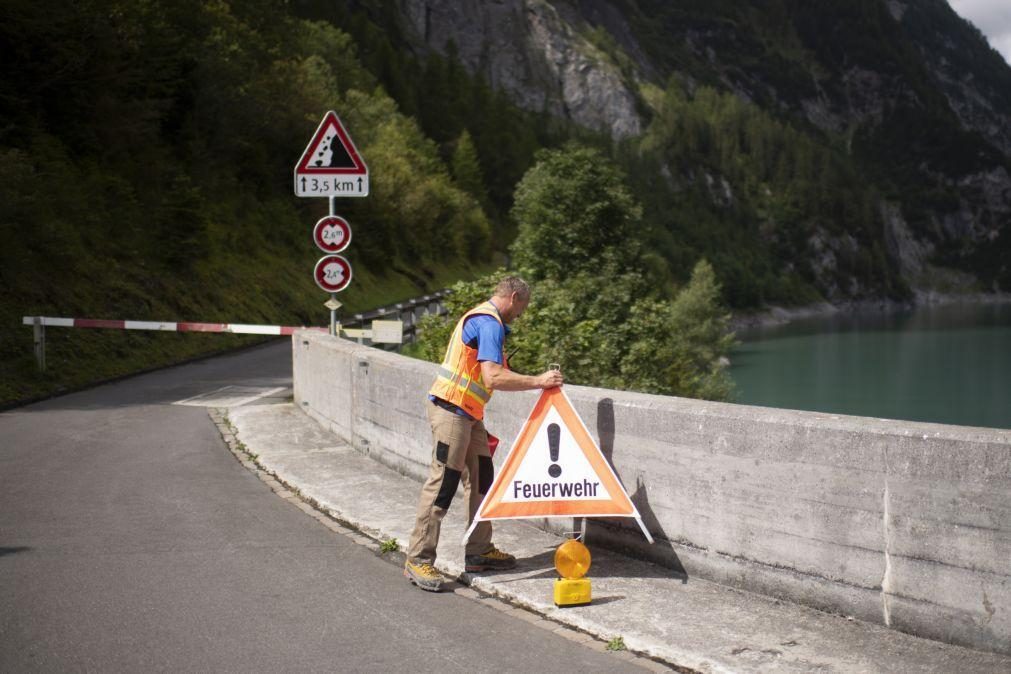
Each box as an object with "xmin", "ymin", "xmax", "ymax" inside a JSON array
[{"xmin": 1, "ymin": 340, "xmax": 641, "ymax": 672}]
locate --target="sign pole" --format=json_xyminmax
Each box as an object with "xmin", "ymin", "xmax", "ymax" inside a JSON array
[{"xmin": 328, "ymin": 195, "xmax": 339, "ymax": 337}]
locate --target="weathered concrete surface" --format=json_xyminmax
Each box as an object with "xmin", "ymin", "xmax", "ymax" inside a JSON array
[
  {"xmin": 292, "ymin": 330, "xmax": 1011, "ymax": 655},
  {"xmin": 228, "ymin": 402, "xmax": 1011, "ymax": 672}
]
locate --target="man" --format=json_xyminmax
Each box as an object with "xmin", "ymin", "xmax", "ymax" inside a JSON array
[{"xmin": 404, "ymin": 276, "xmax": 564, "ymax": 592}]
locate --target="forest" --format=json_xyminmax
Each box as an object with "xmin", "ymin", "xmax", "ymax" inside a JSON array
[{"xmin": 2, "ymin": 0, "xmax": 511, "ymax": 403}]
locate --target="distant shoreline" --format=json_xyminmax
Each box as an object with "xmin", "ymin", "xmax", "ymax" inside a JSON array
[{"xmin": 730, "ymin": 291, "xmax": 1011, "ymax": 332}]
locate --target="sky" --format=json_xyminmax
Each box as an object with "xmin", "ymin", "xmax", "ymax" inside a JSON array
[{"xmin": 948, "ymin": 0, "xmax": 1011, "ymax": 64}]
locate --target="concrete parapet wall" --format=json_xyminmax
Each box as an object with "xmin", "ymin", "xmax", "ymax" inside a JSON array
[{"xmin": 292, "ymin": 330, "xmax": 1011, "ymax": 655}]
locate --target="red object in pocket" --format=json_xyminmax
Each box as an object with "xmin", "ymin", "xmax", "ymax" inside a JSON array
[{"xmin": 488, "ymin": 433, "xmax": 500, "ymax": 457}]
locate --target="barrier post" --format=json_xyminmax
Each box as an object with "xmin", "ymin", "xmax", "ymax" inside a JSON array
[
  {"xmin": 33, "ymin": 317, "xmax": 46, "ymax": 372},
  {"xmin": 329, "ymin": 293, "xmax": 337, "ymax": 337}
]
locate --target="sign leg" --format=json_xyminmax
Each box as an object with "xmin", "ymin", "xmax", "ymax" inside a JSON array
[
  {"xmin": 635, "ymin": 516, "xmax": 654, "ymax": 544},
  {"xmin": 461, "ymin": 519, "xmax": 481, "ymax": 546}
]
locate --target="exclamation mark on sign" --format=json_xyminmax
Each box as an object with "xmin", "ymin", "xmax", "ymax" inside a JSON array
[{"xmin": 547, "ymin": 423, "xmax": 561, "ymax": 478}]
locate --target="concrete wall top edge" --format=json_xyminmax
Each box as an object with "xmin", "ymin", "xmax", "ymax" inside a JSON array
[{"xmin": 294, "ymin": 330, "xmax": 1011, "ymax": 445}]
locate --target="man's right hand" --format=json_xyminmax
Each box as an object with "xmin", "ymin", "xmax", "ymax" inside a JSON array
[{"xmin": 536, "ymin": 370, "xmax": 564, "ymax": 389}]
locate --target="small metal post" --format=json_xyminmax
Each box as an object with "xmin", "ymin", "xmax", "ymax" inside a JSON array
[
  {"xmin": 324, "ymin": 297, "xmax": 343, "ymax": 338},
  {"xmin": 401, "ymin": 306, "xmax": 414, "ymax": 344},
  {"xmin": 33, "ymin": 317, "xmax": 46, "ymax": 372}
]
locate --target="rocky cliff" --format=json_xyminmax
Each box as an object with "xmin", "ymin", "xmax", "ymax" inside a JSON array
[{"xmin": 397, "ymin": 0, "xmax": 644, "ymax": 138}]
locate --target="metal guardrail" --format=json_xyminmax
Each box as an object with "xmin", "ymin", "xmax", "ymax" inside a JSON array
[{"xmin": 339, "ymin": 289, "xmax": 451, "ymax": 349}]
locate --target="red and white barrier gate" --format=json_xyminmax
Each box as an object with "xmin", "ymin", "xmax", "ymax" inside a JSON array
[
  {"xmin": 22, "ymin": 316, "xmax": 327, "ymax": 373},
  {"xmin": 22, "ymin": 316, "xmax": 326, "ymax": 336}
]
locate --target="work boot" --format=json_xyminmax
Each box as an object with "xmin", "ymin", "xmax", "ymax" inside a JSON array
[
  {"xmin": 464, "ymin": 545, "xmax": 517, "ymax": 572},
  {"xmin": 404, "ymin": 560, "xmax": 444, "ymax": 592}
]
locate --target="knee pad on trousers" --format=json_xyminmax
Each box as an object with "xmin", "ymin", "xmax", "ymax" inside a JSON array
[
  {"xmin": 478, "ymin": 456, "xmax": 494, "ymax": 495},
  {"xmin": 434, "ymin": 466, "xmax": 462, "ymax": 509},
  {"xmin": 435, "ymin": 441, "xmax": 449, "ymax": 464}
]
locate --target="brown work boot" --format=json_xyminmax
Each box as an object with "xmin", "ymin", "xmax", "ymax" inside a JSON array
[
  {"xmin": 465, "ymin": 545, "xmax": 517, "ymax": 572},
  {"xmin": 404, "ymin": 560, "xmax": 445, "ymax": 592}
]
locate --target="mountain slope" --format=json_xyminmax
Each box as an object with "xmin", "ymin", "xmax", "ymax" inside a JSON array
[{"xmin": 385, "ymin": 0, "xmax": 1011, "ymax": 300}]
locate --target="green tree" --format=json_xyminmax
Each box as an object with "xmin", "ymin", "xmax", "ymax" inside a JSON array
[
  {"xmin": 451, "ymin": 130, "xmax": 490, "ymax": 208},
  {"xmin": 620, "ymin": 260, "xmax": 735, "ymax": 400},
  {"xmin": 511, "ymin": 145, "xmax": 643, "ymax": 281}
]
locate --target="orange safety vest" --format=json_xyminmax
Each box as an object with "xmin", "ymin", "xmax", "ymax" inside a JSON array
[{"xmin": 428, "ymin": 302, "xmax": 509, "ymax": 420}]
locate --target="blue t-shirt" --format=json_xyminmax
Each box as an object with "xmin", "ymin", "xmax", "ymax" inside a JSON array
[
  {"xmin": 462, "ymin": 314, "xmax": 508, "ymax": 365},
  {"xmin": 429, "ymin": 308, "xmax": 510, "ymax": 418}
]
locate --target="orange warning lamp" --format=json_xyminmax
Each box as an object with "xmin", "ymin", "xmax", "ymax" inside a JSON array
[
  {"xmin": 555, "ymin": 538, "xmax": 591, "ymax": 578},
  {"xmin": 553, "ymin": 538, "xmax": 592, "ymax": 607}
]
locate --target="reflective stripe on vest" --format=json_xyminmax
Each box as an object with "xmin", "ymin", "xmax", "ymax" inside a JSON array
[
  {"xmin": 436, "ymin": 366, "xmax": 491, "ymax": 403},
  {"xmin": 427, "ymin": 302, "xmax": 505, "ymax": 420}
]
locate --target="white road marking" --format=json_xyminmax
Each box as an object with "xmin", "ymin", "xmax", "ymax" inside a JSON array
[{"xmin": 172, "ymin": 386, "xmax": 288, "ymax": 408}]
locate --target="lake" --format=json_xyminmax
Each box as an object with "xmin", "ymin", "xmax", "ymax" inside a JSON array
[{"xmin": 729, "ymin": 301, "xmax": 1011, "ymax": 430}]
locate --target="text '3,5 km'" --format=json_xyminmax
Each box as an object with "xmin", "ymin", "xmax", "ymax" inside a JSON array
[{"xmin": 298, "ymin": 176, "xmax": 367, "ymax": 196}]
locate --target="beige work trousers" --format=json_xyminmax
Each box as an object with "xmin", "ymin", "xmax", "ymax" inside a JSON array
[{"xmin": 406, "ymin": 402, "xmax": 494, "ymax": 564}]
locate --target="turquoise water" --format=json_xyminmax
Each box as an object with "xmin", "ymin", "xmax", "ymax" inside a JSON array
[{"xmin": 729, "ymin": 302, "xmax": 1011, "ymax": 429}]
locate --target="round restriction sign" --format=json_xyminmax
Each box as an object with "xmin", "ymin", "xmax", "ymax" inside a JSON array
[
  {"xmin": 314, "ymin": 254, "xmax": 353, "ymax": 293},
  {"xmin": 313, "ymin": 215, "xmax": 352, "ymax": 253}
]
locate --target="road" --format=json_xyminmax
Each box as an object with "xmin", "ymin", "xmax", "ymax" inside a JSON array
[{"xmin": 0, "ymin": 340, "xmax": 640, "ymax": 672}]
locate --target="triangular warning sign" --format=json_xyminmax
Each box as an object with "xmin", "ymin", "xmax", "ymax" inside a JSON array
[
  {"xmin": 295, "ymin": 111, "xmax": 368, "ymax": 175},
  {"xmin": 464, "ymin": 387, "xmax": 653, "ymax": 543}
]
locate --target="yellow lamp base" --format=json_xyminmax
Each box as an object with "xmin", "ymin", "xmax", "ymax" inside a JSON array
[{"xmin": 553, "ymin": 577, "xmax": 592, "ymax": 607}]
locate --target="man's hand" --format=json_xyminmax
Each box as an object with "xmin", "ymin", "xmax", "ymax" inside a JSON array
[{"xmin": 536, "ymin": 369, "xmax": 564, "ymax": 389}]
